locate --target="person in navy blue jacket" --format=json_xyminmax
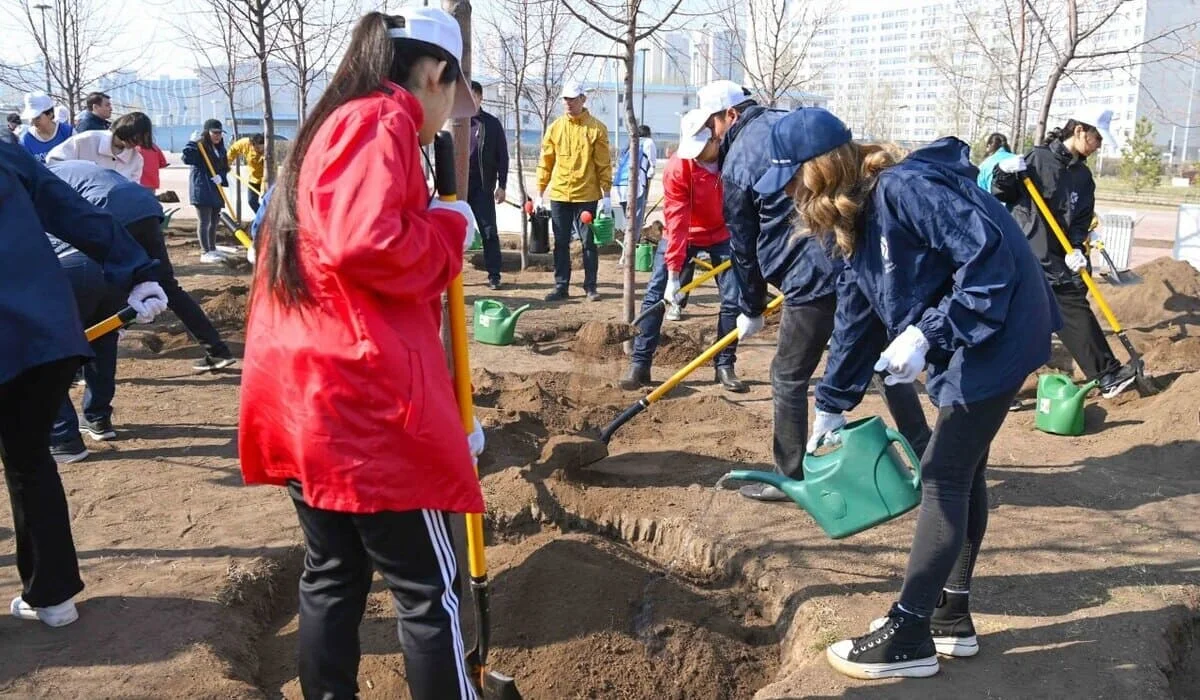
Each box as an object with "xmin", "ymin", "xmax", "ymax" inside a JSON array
[
  {"xmin": 755, "ymin": 109, "xmax": 1060, "ymax": 680},
  {"xmin": 0, "ymin": 140, "xmax": 168, "ymax": 628},
  {"xmin": 182, "ymin": 119, "xmax": 230, "ymax": 263}
]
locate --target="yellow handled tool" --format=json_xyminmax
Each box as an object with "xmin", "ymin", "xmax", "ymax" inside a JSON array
[
  {"xmin": 630, "ymin": 257, "xmax": 733, "ymax": 327},
  {"xmin": 433, "ymin": 132, "xmax": 522, "ymax": 700},
  {"xmin": 602, "ymin": 294, "xmax": 784, "ymax": 443},
  {"xmin": 691, "ymin": 256, "xmax": 715, "ymax": 271},
  {"xmin": 194, "ymin": 139, "xmax": 254, "ymax": 250},
  {"xmin": 85, "ymin": 305, "xmax": 138, "ymax": 342},
  {"xmin": 1022, "ymin": 177, "xmax": 1157, "ymax": 395}
]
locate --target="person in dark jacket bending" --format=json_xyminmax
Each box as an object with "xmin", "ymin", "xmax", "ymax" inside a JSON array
[
  {"xmin": 468, "ymin": 80, "xmax": 510, "ymax": 290},
  {"xmin": 694, "ymin": 81, "xmax": 929, "ymax": 502},
  {"xmin": 756, "ymin": 110, "xmax": 1060, "ymax": 680},
  {"xmin": 991, "ymin": 105, "xmax": 1136, "ymax": 399},
  {"xmin": 0, "ymin": 141, "xmax": 167, "ymax": 627}
]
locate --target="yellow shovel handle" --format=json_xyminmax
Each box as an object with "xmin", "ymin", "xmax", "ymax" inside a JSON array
[
  {"xmin": 679, "ymin": 258, "xmax": 731, "ymax": 294},
  {"xmin": 691, "ymin": 256, "xmax": 714, "ymax": 270},
  {"xmin": 197, "ymin": 141, "xmax": 253, "ymax": 251},
  {"xmin": 1022, "ymin": 178, "xmax": 1123, "ymax": 333}
]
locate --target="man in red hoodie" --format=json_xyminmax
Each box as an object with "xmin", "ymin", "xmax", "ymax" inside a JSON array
[{"xmin": 620, "ymin": 109, "xmax": 747, "ymax": 393}]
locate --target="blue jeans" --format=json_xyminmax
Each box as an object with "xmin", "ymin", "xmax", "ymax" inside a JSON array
[
  {"xmin": 52, "ymin": 252, "xmax": 122, "ymax": 443},
  {"xmin": 550, "ymin": 200, "xmax": 598, "ymax": 293},
  {"xmin": 469, "ymin": 188, "xmax": 502, "ymax": 284},
  {"xmin": 631, "ymin": 238, "xmax": 740, "ymax": 369}
]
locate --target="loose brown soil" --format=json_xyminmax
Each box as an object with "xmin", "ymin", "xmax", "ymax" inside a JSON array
[{"xmin": 2, "ymin": 234, "xmax": 1198, "ymax": 699}]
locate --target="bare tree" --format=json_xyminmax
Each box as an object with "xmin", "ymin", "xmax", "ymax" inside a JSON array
[
  {"xmin": 176, "ymin": 2, "xmax": 254, "ymax": 141},
  {"xmin": 277, "ymin": 0, "xmax": 355, "ymax": 124},
  {"xmin": 225, "ymin": 0, "xmax": 283, "ymax": 186},
  {"xmin": 711, "ymin": 0, "xmax": 837, "ymax": 107},
  {"xmin": 522, "ymin": 1, "xmax": 586, "ymax": 135}
]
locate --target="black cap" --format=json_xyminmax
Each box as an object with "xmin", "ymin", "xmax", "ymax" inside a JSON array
[
  {"xmin": 6, "ymin": 113, "xmax": 19, "ymax": 126},
  {"xmin": 203, "ymin": 118, "xmax": 223, "ymax": 132}
]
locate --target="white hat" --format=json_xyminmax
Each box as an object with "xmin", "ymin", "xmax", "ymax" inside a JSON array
[
  {"xmin": 54, "ymin": 105, "xmax": 69, "ymax": 123},
  {"xmin": 1071, "ymin": 104, "xmax": 1120, "ymax": 150},
  {"xmin": 21, "ymin": 92, "xmax": 53, "ymax": 122},
  {"xmin": 560, "ymin": 80, "xmax": 586, "ymax": 99},
  {"xmin": 387, "ymin": 7, "xmax": 475, "ymax": 119},
  {"xmin": 697, "ymin": 80, "xmax": 749, "ymax": 116},
  {"xmin": 676, "ymin": 109, "xmax": 714, "ymax": 160}
]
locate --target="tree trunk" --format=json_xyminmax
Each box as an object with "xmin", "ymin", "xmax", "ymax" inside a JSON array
[
  {"xmin": 257, "ymin": 11, "xmax": 277, "ymax": 187},
  {"xmin": 514, "ymin": 88, "xmax": 528, "ymax": 270},
  {"xmin": 622, "ymin": 11, "xmax": 638, "ymax": 339}
]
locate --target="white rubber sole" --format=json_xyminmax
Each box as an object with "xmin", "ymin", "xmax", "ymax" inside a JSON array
[
  {"xmin": 11, "ymin": 596, "xmax": 79, "ymax": 627},
  {"xmin": 826, "ymin": 642, "xmax": 940, "ymax": 679}
]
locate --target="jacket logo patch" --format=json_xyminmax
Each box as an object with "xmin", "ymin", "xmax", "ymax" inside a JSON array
[{"xmin": 881, "ymin": 236, "xmax": 896, "ymax": 273}]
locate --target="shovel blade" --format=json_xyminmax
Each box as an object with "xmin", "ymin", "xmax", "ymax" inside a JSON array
[{"xmin": 483, "ymin": 671, "xmax": 522, "ymax": 700}]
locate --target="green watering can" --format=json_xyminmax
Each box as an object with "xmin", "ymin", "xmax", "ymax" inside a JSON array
[
  {"xmin": 468, "ymin": 229, "xmax": 483, "ymax": 251},
  {"xmin": 472, "ymin": 299, "xmax": 531, "ymax": 346},
  {"xmin": 717, "ymin": 416, "xmax": 923, "ymax": 539},
  {"xmin": 635, "ymin": 242, "xmax": 655, "ymax": 272},
  {"xmin": 1035, "ymin": 374, "xmax": 1099, "ymax": 436},
  {"xmin": 590, "ymin": 213, "xmax": 615, "ymax": 245}
]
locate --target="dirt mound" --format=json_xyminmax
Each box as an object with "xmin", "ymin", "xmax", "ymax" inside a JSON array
[
  {"xmin": 200, "ymin": 285, "xmax": 250, "ymax": 329},
  {"xmin": 1099, "ymin": 258, "xmax": 1200, "ymax": 330},
  {"xmin": 1130, "ymin": 333, "xmax": 1200, "ymax": 374},
  {"xmin": 573, "ymin": 321, "xmax": 637, "ymax": 359},
  {"xmin": 572, "ymin": 321, "xmax": 714, "ymax": 366},
  {"xmin": 473, "ymin": 369, "xmax": 626, "ymax": 435}
]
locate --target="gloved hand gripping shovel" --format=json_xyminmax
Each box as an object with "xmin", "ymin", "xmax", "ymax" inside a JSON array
[
  {"xmin": 1022, "ymin": 176, "xmax": 1159, "ymax": 395},
  {"xmin": 434, "ymin": 131, "xmax": 522, "ymax": 700},
  {"xmin": 629, "ymin": 258, "xmax": 733, "ymax": 328},
  {"xmin": 85, "ymin": 306, "xmax": 138, "ymax": 342}
]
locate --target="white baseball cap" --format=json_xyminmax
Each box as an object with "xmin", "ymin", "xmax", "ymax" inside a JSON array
[
  {"xmin": 561, "ymin": 80, "xmax": 586, "ymax": 99},
  {"xmin": 1071, "ymin": 104, "xmax": 1120, "ymax": 150},
  {"xmin": 676, "ymin": 109, "xmax": 714, "ymax": 160},
  {"xmin": 387, "ymin": 7, "xmax": 475, "ymax": 119},
  {"xmin": 697, "ymin": 80, "xmax": 749, "ymax": 117},
  {"xmin": 21, "ymin": 92, "xmax": 53, "ymax": 122}
]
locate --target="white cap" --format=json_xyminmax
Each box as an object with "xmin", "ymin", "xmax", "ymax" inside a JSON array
[
  {"xmin": 21, "ymin": 92, "xmax": 53, "ymax": 122},
  {"xmin": 54, "ymin": 105, "xmax": 69, "ymax": 123},
  {"xmin": 676, "ymin": 109, "xmax": 713, "ymax": 160},
  {"xmin": 697, "ymin": 80, "xmax": 749, "ymax": 116},
  {"xmin": 1071, "ymin": 104, "xmax": 1120, "ymax": 150},
  {"xmin": 560, "ymin": 80, "xmax": 586, "ymax": 99},
  {"xmin": 387, "ymin": 7, "xmax": 475, "ymax": 119}
]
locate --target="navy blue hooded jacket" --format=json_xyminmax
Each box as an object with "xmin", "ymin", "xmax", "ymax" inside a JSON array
[
  {"xmin": 0, "ymin": 141, "xmax": 157, "ymax": 385},
  {"xmin": 815, "ymin": 138, "xmax": 1061, "ymax": 410},
  {"xmin": 48, "ymin": 160, "xmax": 164, "ymax": 227},
  {"xmin": 182, "ymin": 137, "xmax": 229, "ymax": 208},
  {"xmin": 75, "ymin": 110, "xmax": 111, "ymax": 133},
  {"xmin": 718, "ymin": 104, "xmax": 837, "ymax": 315}
]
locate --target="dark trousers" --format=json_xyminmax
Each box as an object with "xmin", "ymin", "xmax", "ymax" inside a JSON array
[
  {"xmin": 127, "ymin": 217, "xmax": 230, "ymax": 359},
  {"xmin": 550, "ymin": 200, "xmax": 599, "ymax": 293},
  {"xmin": 196, "ymin": 205, "xmax": 221, "ymax": 252},
  {"xmin": 248, "ymin": 187, "xmax": 261, "ymax": 213},
  {"xmin": 52, "ymin": 252, "xmax": 121, "ymax": 443},
  {"xmin": 772, "ymin": 297, "xmax": 837, "ymax": 478},
  {"xmin": 468, "ymin": 189, "xmax": 502, "ymax": 284},
  {"xmin": 631, "ymin": 238, "xmax": 739, "ymax": 369},
  {"xmin": 898, "ymin": 387, "xmax": 1020, "ymax": 616},
  {"xmin": 288, "ymin": 483, "xmax": 476, "ymax": 700},
  {"xmin": 1, "ymin": 359, "xmax": 86, "ymax": 607},
  {"xmin": 1052, "ymin": 282, "xmax": 1120, "ymax": 380}
]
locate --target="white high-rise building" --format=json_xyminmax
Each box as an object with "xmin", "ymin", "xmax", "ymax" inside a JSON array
[
  {"xmin": 691, "ymin": 28, "xmax": 744, "ymax": 86},
  {"xmin": 648, "ymin": 32, "xmax": 691, "ymax": 85}
]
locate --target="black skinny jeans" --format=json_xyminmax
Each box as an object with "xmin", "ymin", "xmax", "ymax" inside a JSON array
[
  {"xmin": 897, "ymin": 387, "xmax": 1020, "ymax": 616},
  {"xmin": 550, "ymin": 200, "xmax": 599, "ymax": 294},
  {"xmin": 1, "ymin": 359, "xmax": 86, "ymax": 607},
  {"xmin": 1052, "ymin": 282, "xmax": 1121, "ymax": 380}
]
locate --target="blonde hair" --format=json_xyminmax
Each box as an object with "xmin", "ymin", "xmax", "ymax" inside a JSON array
[{"xmin": 791, "ymin": 142, "xmax": 901, "ymax": 258}]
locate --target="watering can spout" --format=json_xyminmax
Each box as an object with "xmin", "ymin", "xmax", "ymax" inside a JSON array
[
  {"xmin": 721, "ymin": 470, "xmax": 815, "ymax": 510},
  {"xmin": 494, "ymin": 304, "xmax": 531, "ymax": 338}
]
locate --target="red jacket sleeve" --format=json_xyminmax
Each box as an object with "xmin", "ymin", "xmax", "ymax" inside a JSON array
[
  {"xmin": 662, "ymin": 157, "xmax": 691, "ymax": 274},
  {"xmin": 307, "ymin": 111, "xmax": 464, "ymax": 302},
  {"xmin": 157, "ymin": 146, "xmax": 168, "ymax": 168}
]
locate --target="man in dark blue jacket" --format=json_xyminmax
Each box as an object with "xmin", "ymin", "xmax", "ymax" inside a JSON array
[
  {"xmin": 468, "ymin": 81, "xmax": 510, "ymax": 290},
  {"xmin": 0, "ymin": 140, "xmax": 166, "ymax": 627},
  {"xmin": 75, "ymin": 92, "xmax": 113, "ymax": 133}
]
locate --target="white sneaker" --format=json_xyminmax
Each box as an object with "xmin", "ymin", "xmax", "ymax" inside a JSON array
[
  {"xmin": 200, "ymin": 251, "xmax": 224, "ymax": 264},
  {"xmin": 11, "ymin": 596, "xmax": 79, "ymax": 627},
  {"xmin": 215, "ymin": 245, "xmax": 241, "ymax": 255},
  {"xmin": 665, "ymin": 304, "xmax": 682, "ymax": 321}
]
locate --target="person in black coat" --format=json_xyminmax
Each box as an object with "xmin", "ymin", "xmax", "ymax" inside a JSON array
[
  {"xmin": 182, "ymin": 119, "xmax": 230, "ymax": 263},
  {"xmin": 467, "ymin": 81, "xmax": 510, "ymax": 290}
]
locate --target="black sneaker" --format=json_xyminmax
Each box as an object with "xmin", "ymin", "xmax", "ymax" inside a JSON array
[
  {"xmin": 827, "ymin": 604, "xmax": 939, "ymax": 680},
  {"xmin": 193, "ymin": 355, "xmax": 237, "ymax": 373},
  {"xmin": 1008, "ymin": 399, "xmax": 1023, "ymax": 412},
  {"xmin": 870, "ymin": 591, "xmax": 978, "ymax": 657},
  {"xmin": 50, "ymin": 437, "xmax": 89, "ymax": 465},
  {"xmin": 82, "ymin": 416, "xmax": 117, "ymax": 441},
  {"xmin": 487, "ymin": 280, "xmax": 502, "ymax": 291},
  {"xmin": 586, "ymin": 291, "xmax": 602, "ymax": 303},
  {"xmin": 1099, "ymin": 364, "xmax": 1137, "ymax": 399},
  {"xmin": 544, "ymin": 289, "xmax": 569, "ymax": 302}
]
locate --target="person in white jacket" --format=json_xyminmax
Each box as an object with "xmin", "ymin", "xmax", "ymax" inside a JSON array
[{"xmin": 46, "ymin": 112, "xmax": 153, "ymax": 183}]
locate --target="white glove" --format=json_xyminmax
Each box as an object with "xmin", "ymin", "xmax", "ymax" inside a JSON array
[
  {"xmin": 211, "ymin": 175, "xmax": 222, "ymax": 185},
  {"xmin": 998, "ymin": 155, "xmax": 1027, "ymax": 174},
  {"xmin": 806, "ymin": 409, "xmax": 847, "ymax": 453},
  {"xmin": 1064, "ymin": 248, "xmax": 1087, "ymax": 273},
  {"xmin": 534, "ymin": 192, "xmax": 545, "ymax": 210},
  {"xmin": 189, "ymin": 130, "xmax": 203, "ymax": 142},
  {"xmin": 127, "ymin": 281, "xmax": 168, "ymax": 324},
  {"xmin": 429, "ymin": 198, "xmax": 478, "ymax": 252},
  {"xmin": 246, "ymin": 244, "xmax": 256, "ymax": 265},
  {"xmin": 736, "ymin": 313, "xmax": 764, "ymax": 340},
  {"xmin": 467, "ymin": 417, "xmax": 485, "ymax": 459},
  {"xmin": 873, "ymin": 325, "xmax": 930, "ymax": 386},
  {"xmin": 600, "ymin": 196, "xmax": 611, "ymax": 213},
  {"xmin": 665, "ymin": 272, "xmax": 683, "ymax": 306},
  {"xmin": 494, "ymin": 187, "xmax": 506, "ymax": 205}
]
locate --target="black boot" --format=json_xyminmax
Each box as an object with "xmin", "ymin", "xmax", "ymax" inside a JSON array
[
  {"xmin": 619, "ymin": 364, "xmax": 651, "ymax": 391},
  {"xmin": 716, "ymin": 366, "xmax": 749, "ymax": 393},
  {"xmin": 827, "ymin": 604, "xmax": 939, "ymax": 680},
  {"xmin": 867, "ymin": 591, "xmax": 979, "ymax": 658}
]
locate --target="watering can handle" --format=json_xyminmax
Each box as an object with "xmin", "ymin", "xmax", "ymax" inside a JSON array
[{"xmin": 885, "ymin": 428, "xmax": 923, "ymax": 489}]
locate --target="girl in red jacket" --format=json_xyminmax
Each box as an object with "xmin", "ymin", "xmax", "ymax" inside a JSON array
[
  {"xmin": 238, "ymin": 9, "xmax": 480, "ymax": 700},
  {"xmin": 620, "ymin": 109, "xmax": 747, "ymax": 393}
]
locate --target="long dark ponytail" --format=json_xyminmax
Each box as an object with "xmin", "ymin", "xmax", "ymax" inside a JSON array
[
  {"xmin": 984, "ymin": 132, "xmax": 1008, "ymax": 157},
  {"xmin": 1044, "ymin": 119, "xmax": 1098, "ymax": 146},
  {"xmin": 256, "ymin": 11, "xmax": 460, "ymax": 306}
]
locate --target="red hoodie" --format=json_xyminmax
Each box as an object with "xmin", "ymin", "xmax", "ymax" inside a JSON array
[
  {"xmin": 138, "ymin": 144, "xmax": 168, "ymax": 190},
  {"xmin": 662, "ymin": 155, "xmax": 730, "ymax": 273},
  {"xmin": 238, "ymin": 84, "xmax": 484, "ymax": 515}
]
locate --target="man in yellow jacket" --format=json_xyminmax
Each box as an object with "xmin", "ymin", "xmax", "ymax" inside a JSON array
[
  {"xmin": 536, "ymin": 81, "xmax": 612, "ymax": 302},
  {"xmin": 227, "ymin": 133, "xmax": 265, "ymax": 212}
]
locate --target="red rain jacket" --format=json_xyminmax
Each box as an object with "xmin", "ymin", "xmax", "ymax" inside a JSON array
[
  {"xmin": 662, "ymin": 155, "xmax": 730, "ymax": 274},
  {"xmin": 238, "ymin": 84, "xmax": 484, "ymax": 515}
]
